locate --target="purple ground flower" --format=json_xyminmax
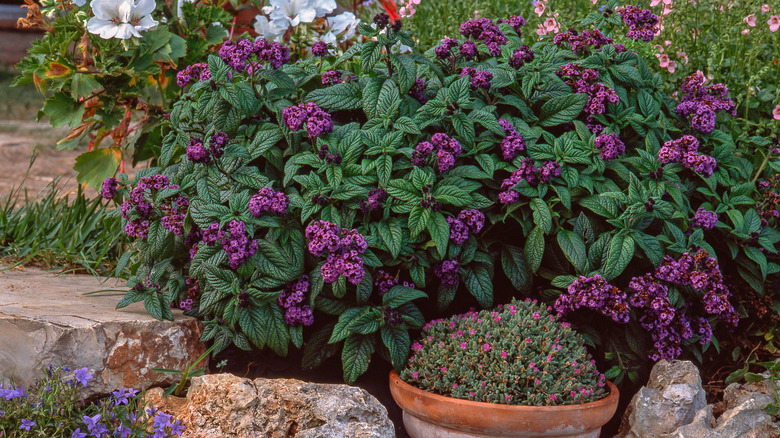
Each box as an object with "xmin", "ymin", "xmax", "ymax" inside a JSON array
[
  {"xmin": 594, "ymin": 133, "xmax": 626, "ymax": 161},
  {"xmin": 100, "ymin": 177, "xmax": 118, "ymax": 199},
  {"xmin": 692, "ymin": 208, "xmax": 718, "ymax": 230}
]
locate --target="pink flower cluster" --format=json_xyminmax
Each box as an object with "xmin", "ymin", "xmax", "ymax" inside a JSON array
[{"xmin": 657, "ymin": 135, "xmax": 717, "ymax": 177}]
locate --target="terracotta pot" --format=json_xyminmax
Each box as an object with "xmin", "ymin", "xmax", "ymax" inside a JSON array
[{"xmin": 389, "ymin": 370, "xmax": 619, "ymax": 438}]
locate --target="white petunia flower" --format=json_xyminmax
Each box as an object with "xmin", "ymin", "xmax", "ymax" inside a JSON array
[
  {"xmin": 87, "ymin": 0, "xmax": 158, "ymax": 39},
  {"xmin": 254, "ymin": 14, "xmax": 289, "ymax": 42},
  {"xmin": 326, "ymin": 11, "xmax": 359, "ymax": 42},
  {"xmin": 265, "ymin": 0, "xmax": 317, "ymax": 27},
  {"xmin": 74, "ymin": 0, "xmax": 87, "ymax": 7}
]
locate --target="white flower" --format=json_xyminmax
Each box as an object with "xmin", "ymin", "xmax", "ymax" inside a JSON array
[
  {"xmin": 254, "ymin": 14, "xmax": 289, "ymax": 42},
  {"xmin": 314, "ymin": 0, "xmax": 337, "ymax": 17},
  {"xmin": 326, "ymin": 11, "xmax": 359, "ymax": 42},
  {"xmin": 74, "ymin": 0, "xmax": 87, "ymax": 7},
  {"xmin": 265, "ymin": 0, "xmax": 317, "ymax": 27},
  {"xmin": 87, "ymin": 0, "xmax": 157, "ymax": 39}
]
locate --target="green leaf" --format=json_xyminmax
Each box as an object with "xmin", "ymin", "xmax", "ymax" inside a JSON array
[
  {"xmin": 408, "ymin": 205, "xmax": 431, "ymax": 239},
  {"xmin": 463, "ymin": 265, "xmax": 493, "ymax": 308},
  {"xmin": 305, "ymin": 82, "xmax": 362, "ymax": 111},
  {"xmin": 531, "ymin": 198, "xmax": 552, "ymax": 234},
  {"xmin": 342, "ymin": 335, "xmax": 374, "ymax": 384},
  {"xmin": 539, "ymin": 94, "xmax": 588, "ymax": 127},
  {"xmin": 501, "ymin": 245, "xmax": 532, "ymax": 292},
  {"xmin": 329, "ymin": 307, "xmax": 363, "ymax": 344},
  {"xmin": 427, "ymin": 212, "xmax": 449, "ymax": 258},
  {"xmin": 524, "ymin": 226, "xmax": 545, "ymax": 272},
  {"xmin": 557, "ymin": 230, "xmax": 588, "ymax": 273},
  {"xmin": 378, "ymin": 219, "xmax": 403, "ymax": 258},
  {"xmin": 43, "ymin": 92, "xmax": 85, "ymax": 128},
  {"xmin": 73, "ymin": 148, "xmax": 122, "ymax": 189},
  {"xmin": 381, "ymin": 325, "xmax": 411, "ymax": 370},
  {"xmin": 301, "ymin": 321, "xmax": 338, "ymax": 369},
  {"xmin": 383, "ymin": 286, "xmax": 427, "ymax": 308},
  {"xmin": 602, "ymin": 233, "xmax": 635, "ymax": 280}
]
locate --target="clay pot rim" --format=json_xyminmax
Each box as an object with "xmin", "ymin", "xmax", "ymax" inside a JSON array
[{"xmin": 389, "ymin": 369, "xmax": 619, "ymax": 413}]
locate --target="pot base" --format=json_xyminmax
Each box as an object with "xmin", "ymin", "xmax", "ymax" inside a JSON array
[{"xmin": 403, "ymin": 411, "xmax": 602, "ymax": 438}]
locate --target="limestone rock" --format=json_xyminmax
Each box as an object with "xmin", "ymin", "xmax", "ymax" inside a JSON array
[
  {"xmin": 621, "ymin": 360, "xmax": 708, "ymax": 438},
  {"xmin": 0, "ymin": 267, "xmax": 206, "ymax": 399},
  {"xmin": 145, "ymin": 373, "xmax": 396, "ymax": 438}
]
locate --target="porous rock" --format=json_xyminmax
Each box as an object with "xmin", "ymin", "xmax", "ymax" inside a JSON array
[
  {"xmin": 145, "ymin": 373, "xmax": 396, "ymax": 437},
  {"xmin": 0, "ymin": 267, "xmax": 206, "ymax": 399},
  {"xmin": 619, "ymin": 360, "xmax": 708, "ymax": 438}
]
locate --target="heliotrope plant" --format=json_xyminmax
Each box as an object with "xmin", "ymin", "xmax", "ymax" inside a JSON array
[
  {"xmin": 400, "ymin": 298, "xmax": 608, "ymax": 406},
  {"xmin": 108, "ymin": 10, "xmax": 780, "ymax": 383}
]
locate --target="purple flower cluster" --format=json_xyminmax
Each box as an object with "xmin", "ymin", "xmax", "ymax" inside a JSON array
[
  {"xmin": 594, "ymin": 133, "xmax": 626, "ymax": 161},
  {"xmin": 446, "ymin": 209, "xmax": 485, "ymax": 244},
  {"xmin": 459, "ymin": 40, "xmax": 479, "ymax": 61},
  {"xmin": 554, "ymin": 274, "xmax": 630, "ymax": 323},
  {"xmin": 619, "ymin": 5, "xmax": 659, "ymax": 42},
  {"xmin": 460, "ymin": 67, "xmax": 493, "ymax": 90},
  {"xmin": 218, "ymin": 38, "xmax": 290, "ymax": 72},
  {"xmin": 757, "ymin": 174, "xmax": 780, "ymax": 225},
  {"xmin": 657, "ymin": 135, "xmax": 717, "ymax": 177},
  {"xmin": 692, "ymin": 208, "xmax": 718, "ymax": 230},
  {"xmin": 434, "ymin": 37, "xmax": 459, "ymax": 60},
  {"xmin": 311, "ymin": 40, "xmax": 329, "ymax": 57},
  {"xmin": 498, "ymin": 119, "xmax": 526, "ymax": 160},
  {"xmin": 459, "ymin": 18, "xmax": 508, "ymax": 56},
  {"xmin": 409, "ymin": 78, "xmax": 428, "ymax": 104},
  {"xmin": 176, "ymin": 62, "xmax": 211, "ymax": 88},
  {"xmin": 676, "ymin": 73, "xmax": 736, "ymax": 134},
  {"xmin": 434, "ymin": 259, "xmax": 460, "ymax": 287},
  {"xmin": 186, "ymin": 131, "xmax": 229, "ymax": 164},
  {"xmin": 509, "ymin": 46, "xmax": 534, "ymax": 69},
  {"xmin": 556, "ymin": 63, "xmax": 619, "ymax": 133},
  {"xmin": 202, "ymin": 220, "xmax": 258, "ymax": 269},
  {"xmin": 282, "ymin": 103, "xmax": 334, "ymax": 138},
  {"xmin": 121, "ymin": 174, "xmax": 188, "ymax": 237},
  {"xmin": 498, "ymin": 15, "xmax": 526, "ymax": 35},
  {"xmin": 1, "ymin": 383, "xmax": 28, "ymax": 400},
  {"xmin": 321, "ymin": 70, "xmax": 342, "ymax": 85},
  {"xmin": 305, "ymin": 220, "xmax": 368, "ymax": 284},
  {"xmin": 628, "ymin": 274, "xmax": 688, "ymax": 360},
  {"xmin": 278, "ymin": 275, "xmax": 314, "ymax": 326},
  {"xmin": 552, "ymin": 28, "xmax": 614, "ymax": 54},
  {"xmin": 360, "ymin": 188, "xmax": 388, "ymax": 214},
  {"xmin": 499, "ymin": 158, "xmax": 562, "ymax": 204},
  {"xmin": 412, "ymin": 133, "xmax": 462, "ymax": 172},
  {"xmin": 100, "ymin": 177, "xmax": 118, "ymax": 199},
  {"xmin": 249, "ymin": 187, "xmax": 289, "ymax": 217},
  {"xmin": 374, "ymin": 269, "xmax": 415, "ymax": 295}
]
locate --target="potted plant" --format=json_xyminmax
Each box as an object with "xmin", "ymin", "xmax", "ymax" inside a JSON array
[{"xmin": 390, "ymin": 298, "xmax": 619, "ymax": 437}]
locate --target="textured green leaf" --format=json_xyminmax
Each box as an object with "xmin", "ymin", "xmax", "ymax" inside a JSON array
[
  {"xmin": 602, "ymin": 233, "xmax": 635, "ymax": 280},
  {"xmin": 524, "ymin": 226, "xmax": 545, "ymax": 272},
  {"xmin": 427, "ymin": 212, "xmax": 449, "ymax": 258},
  {"xmin": 381, "ymin": 325, "xmax": 411, "ymax": 370},
  {"xmin": 557, "ymin": 230, "xmax": 588, "ymax": 273},
  {"xmin": 463, "ymin": 265, "xmax": 493, "ymax": 308},
  {"xmin": 539, "ymin": 93, "xmax": 588, "ymax": 127},
  {"xmin": 501, "ymin": 245, "xmax": 532, "ymax": 292},
  {"xmin": 531, "ymin": 198, "xmax": 552, "ymax": 234},
  {"xmin": 305, "ymin": 82, "xmax": 362, "ymax": 110},
  {"xmin": 383, "ymin": 286, "xmax": 427, "ymax": 308},
  {"xmin": 342, "ymin": 335, "xmax": 374, "ymax": 384},
  {"xmin": 74, "ymin": 148, "xmax": 122, "ymax": 189}
]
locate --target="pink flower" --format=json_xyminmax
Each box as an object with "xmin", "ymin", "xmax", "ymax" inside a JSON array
[
  {"xmin": 529, "ymin": 362, "xmax": 536, "ymax": 367},
  {"xmin": 501, "ymin": 351, "xmax": 508, "ymax": 359},
  {"xmin": 773, "ymin": 105, "xmax": 780, "ymax": 120},
  {"xmin": 453, "ymin": 383, "xmax": 458, "ymax": 389},
  {"xmin": 469, "ymin": 392, "xmax": 475, "ymax": 397},
  {"xmin": 535, "ymin": 2, "xmax": 545, "ymax": 16},
  {"xmin": 546, "ymin": 355, "xmax": 552, "ymax": 362},
  {"xmin": 666, "ymin": 60, "xmax": 678, "ymax": 73},
  {"xmin": 769, "ymin": 15, "xmax": 780, "ymax": 32},
  {"xmin": 744, "ymin": 14, "xmax": 757, "ymax": 27},
  {"xmin": 412, "ymin": 342, "xmax": 423, "ymax": 352},
  {"xmin": 532, "ymin": 312, "xmax": 540, "ymax": 320},
  {"xmin": 762, "ymin": 5, "xmax": 771, "ymax": 13},
  {"xmin": 742, "ymin": 28, "xmax": 751, "ymax": 35},
  {"xmin": 506, "ymin": 394, "xmax": 512, "ymax": 401},
  {"xmin": 650, "ymin": 0, "xmax": 661, "ymax": 5},
  {"xmin": 654, "ymin": 45, "xmax": 665, "ymax": 53},
  {"xmin": 677, "ymin": 51, "xmax": 688, "ymax": 64},
  {"xmin": 412, "ymin": 371, "xmax": 419, "ymax": 378},
  {"xmin": 550, "ymin": 394, "xmax": 557, "ymax": 401},
  {"xmin": 441, "ymin": 366, "xmax": 447, "ymax": 372},
  {"xmin": 657, "ymin": 53, "xmax": 671, "ymax": 68},
  {"xmin": 483, "ymin": 343, "xmax": 491, "ymax": 352},
  {"xmin": 544, "ymin": 17, "xmax": 559, "ymax": 33},
  {"xmin": 460, "ymin": 342, "xmax": 467, "ymax": 349}
]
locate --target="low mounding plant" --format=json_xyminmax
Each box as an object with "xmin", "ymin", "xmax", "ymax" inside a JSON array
[
  {"xmin": 400, "ymin": 298, "xmax": 608, "ymax": 406},
  {"xmin": 110, "ymin": 8, "xmax": 779, "ymax": 384},
  {"xmin": 0, "ymin": 366, "xmax": 183, "ymax": 437}
]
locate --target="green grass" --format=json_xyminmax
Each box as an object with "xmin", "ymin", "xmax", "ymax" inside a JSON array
[
  {"xmin": 0, "ymin": 68, "xmax": 44, "ymax": 122},
  {"xmin": 0, "ymin": 164, "xmax": 130, "ymax": 277}
]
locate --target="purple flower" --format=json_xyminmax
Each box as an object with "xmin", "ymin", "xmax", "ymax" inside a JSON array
[
  {"xmin": 176, "ymin": 63, "xmax": 210, "ymax": 87},
  {"xmin": 498, "ymin": 119, "xmax": 526, "ymax": 160},
  {"xmin": 459, "ymin": 40, "xmax": 478, "ymax": 60},
  {"xmin": 434, "ymin": 259, "xmax": 460, "ymax": 288},
  {"xmin": 305, "ymin": 221, "xmax": 367, "ymax": 285},
  {"xmin": 360, "ymin": 188, "xmax": 388, "ymax": 213},
  {"xmin": 459, "ymin": 18, "xmax": 508, "ymax": 56},
  {"xmin": 461, "ymin": 67, "xmax": 493, "ymax": 90},
  {"xmin": 409, "ymin": 78, "xmax": 428, "ymax": 104},
  {"xmin": 676, "ymin": 73, "xmax": 735, "ymax": 134},
  {"xmin": 312, "ymin": 40, "xmax": 329, "ymax": 57},
  {"xmin": 509, "ymin": 45, "xmax": 534, "ymax": 69},
  {"xmin": 692, "ymin": 208, "xmax": 718, "ymax": 230},
  {"xmin": 447, "ymin": 217, "xmax": 470, "ymax": 244},
  {"xmin": 83, "ymin": 414, "xmax": 107, "ymax": 437},
  {"xmin": 434, "ymin": 37, "xmax": 458, "ymax": 59},
  {"xmin": 620, "ymin": 5, "xmax": 659, "ymax": 42},
  {"xmin": 100, "ymin": 177, "xmax": 118, "ymax": 199},
  {"xmin": 594, "ymin": 133, "xmax": 626, "ymax": 161},
  {"xmin": 74, "ymin": 367, "xmax": 93, "ymax": 387},
  {"xmin": 249, "ymin": 187, "xmax": 289, "ymax": 216},
  {"xmin": 552, "ymin": 28, "xmax": 613, "ymax": 54},
  {"xmin": 71, "ymin": 429, "xmax": 88, "ymax": 438},
  {"xmin": 321, "ymin": 70, "xmax": 342, "ymax": 85},
  {"xmin": 554, "ymin": 274, "xmax": 630, "ymax": 324},
  {"xmin": 169, "ymin": 419, "xmax": 186, "ymax": 436},
  {"xmin": 19, "ymin": 419, "xmax": 35, "ymax": 431},
  {"xmin": 282, "ymin": 104, "xmax": 308, "ymax": 131}
]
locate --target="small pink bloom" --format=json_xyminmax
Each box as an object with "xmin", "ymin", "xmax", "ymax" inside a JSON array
[
  {"xmin": 412, "ymin": 342, "xmax": 423, "ymax": 352},
  {"xmin": 483, "ymin": 343, "xmax": 491, "ymax": 352},
  {"xmin": 744, "ymin": 14, "xmax": 757, "ymax": 27},
  {"xmin": 762, "ymin": 5, "xmax": 770, "ymax": 13},
  {"xmin": 501, "ymin": 351, "xmax": 508, "ymax": 359},
  {"xmin": 533, "ymin": 312, "xmax": 540, "ymax": 320},
  {"xmin": 666, "ymin": 61, "xmax": 677, "ymax": 73},
  {"xmin": 494, "ymin": 316, "xmax": 501, "ymax": 322},
  {"xmin": 769, "ymin": 15, "xmax": 780, "ymax": 32},
  {"xmin": 453, "ymin": 383, "xmax": 457, "ymax": 388},
  {"xmin": 546, "ymin": 355, "xmax": 552, "ymax": 362},
  {"xmin": 441, "ymin": 366, "xmax": 447, "ymax": 372},
  {"xmin": 460, "ymin": 342, "xmax": 467, "ymax": 349},
  {"xmin": 529, "ymin": 362, "xmax": 536, "ymax": 367},
  {"xmin": 525, "ymin": 337, "xmax": 532, "ymax": 343},
  {"xmin": 657, "ymin": 54, "xmax": 671, "ymax": 68},
  {"xmin": 550, "ymin": 394, "xmax": 557, "ymax": 400},
  {"xmin": 664, "ymin": 40, "xmax": 672, "ymax": 46},
  {"xmin": 742, "ymin": 28, "xmax": 751, "ymax": 34},
  {"xmin": 469, "ymin": 392, "xmax": 475, "ymax": 397},
  {"xmin": 650, "ymin": 0, "xmax": 661, "ymax": 5},
  {"xmin": 544, "ymin": 17, "xmax": 559, "ymax": 33},
  {"xmin": 506, "ymin": 394, "xmax": 511, "ymax": 401},
  {"xmin": 773, "ymin": 104, "xmax": 780, "ymax": 120},
  {"xmin": 654, "ymin": 45, "xmax": 665, "ymax": 53},
  {"xmin": 662, "ymin": 6, "xmax": 673, "ymax": 15},
  {"xmin": 677, "ymin": 51, "xmax": 688, "ymax": 64},
  {"xmin": 412, "ymin": 371, "xmax": 419, "ymax": 378},
  {"xmin": 535, "ymin": 2, "xmax": 545, "ymax": 16},
  {"xmin": 480, "ymin": 381, "xmax": 486, "ymax": 387}
]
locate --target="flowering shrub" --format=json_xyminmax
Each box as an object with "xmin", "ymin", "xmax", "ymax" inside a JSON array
[
  {"xmin": 110, "ymin": 10, "xmax": 780, "ymax": 384},
  {"xmin": 400, "ymin": 298, "xmax": 608, "ymax": 406},
  {"xmin": 0, "ymin": 366, "xmax": 183, "ymax": 437}
]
